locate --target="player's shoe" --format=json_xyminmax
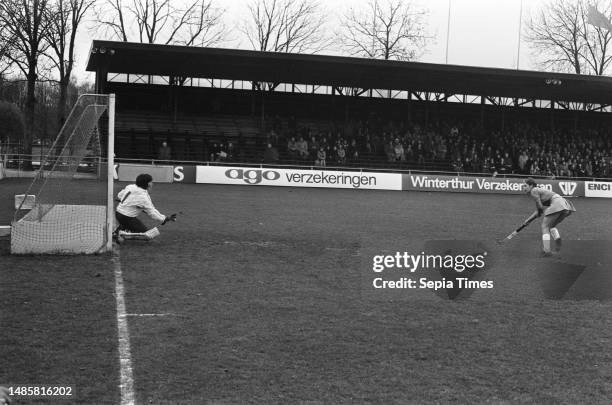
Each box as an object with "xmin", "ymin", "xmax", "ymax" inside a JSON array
[
  {"xmin": 112, "ymin": 229, "xmax": 124, "ymax": 244},
  {"xmin": 541, "ymin": 251, "xmax": 553, "ymax": 258},
  {"xmin": 554, "ymin": 238, "xmax": 562, "ymax": 252}
]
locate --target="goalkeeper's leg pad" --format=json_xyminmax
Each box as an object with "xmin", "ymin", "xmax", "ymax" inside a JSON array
[
  {"xmin": 119, "ymin": 227, "xmax": 160, "ymax": 241},
  {"xmin": 145, "ymin": 227, "xmax": 160, "ymax": 240}
]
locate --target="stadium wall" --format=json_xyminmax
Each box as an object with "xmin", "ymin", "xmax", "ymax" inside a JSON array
[
  {"xmin": 113, "ymin": 164, "xmax": 196, "ymax": 183},
  {"xmin": 110, "ymin": 163, "xmax": 612, "ymax": 198},
  {"xmin": 116, "ymin": 163, "xmax": 174, "ymax": 183}
]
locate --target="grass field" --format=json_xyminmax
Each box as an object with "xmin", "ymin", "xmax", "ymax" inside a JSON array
[{"xmin": 2, "ymin": 178, "xmax": 612, "ymax": 404}]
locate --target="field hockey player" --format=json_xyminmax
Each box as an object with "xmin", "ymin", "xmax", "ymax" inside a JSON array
[{"xmin": 523, "ymin": 177, "xmax": 576, "ymax": 256}]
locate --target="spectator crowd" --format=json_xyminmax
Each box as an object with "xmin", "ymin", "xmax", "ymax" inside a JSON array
[
  {"xmin": 260, "ymin": 114, "xmax": 612, "ymax": 179},
  {"xmin": 153, "ymin": 112, "xmax": 612, "ymax": 179}
]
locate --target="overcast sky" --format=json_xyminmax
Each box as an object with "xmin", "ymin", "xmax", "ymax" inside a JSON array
[{"xmin": 75, "ymin": 0, "xmax": 546, "ymax": 84}]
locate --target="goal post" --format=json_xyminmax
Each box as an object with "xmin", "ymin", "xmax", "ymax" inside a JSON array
[
  {"xmin": 106, "ymin": 93, "xmax": 115, "ymax": 253},
  {"xmin": 11, "ymin": 93, "xmax": 116, "ymax": 255}
]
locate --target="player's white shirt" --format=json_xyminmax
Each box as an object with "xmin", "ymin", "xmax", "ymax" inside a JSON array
[{"xmin": 116, "ymin": 184, "xmax": 166, "ymax": 222}]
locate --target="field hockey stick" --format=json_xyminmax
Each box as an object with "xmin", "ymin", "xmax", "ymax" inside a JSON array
[
  {"xmin": 169, "ymin": 211, "xmax": 187, "ymax": 220},
  {"xmin": 497, "ymin": 215, "xmax": 537, "ymax": 244}
]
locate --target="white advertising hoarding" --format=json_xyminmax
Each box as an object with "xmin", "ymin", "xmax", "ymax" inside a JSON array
[
  {"xmin": 585, "ymin": 181, "xmax": 612, "ymax": 198},
  {"xmin": 196, "ymin": 166, "xmax": 402, "ymax": 190}
]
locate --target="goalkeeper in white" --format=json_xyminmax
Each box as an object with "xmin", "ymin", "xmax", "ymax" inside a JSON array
[{"xmin": 113, "ymin": 173, "xmax": 176, "ymax": 242}]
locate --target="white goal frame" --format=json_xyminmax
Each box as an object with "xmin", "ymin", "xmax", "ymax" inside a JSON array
[
  {"xmin": 10, "ymin": 93, "xmax": 115, "ymax": 254},
  {"xmin": 106, "ymin": 93, "xmax": 116, "ymax": 252}
]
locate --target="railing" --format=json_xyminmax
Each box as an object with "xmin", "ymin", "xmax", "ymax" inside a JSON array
[
  {"xmin": 2, "ymin": 153, "xmax": 611, "ymax": 182},
  {"xmin": 1, "ymin": 154, "xmax": 101, "ymax": 174},
  {"xmin": 111, "ymin": 156, "xmax": 612, "ymax": 182}
]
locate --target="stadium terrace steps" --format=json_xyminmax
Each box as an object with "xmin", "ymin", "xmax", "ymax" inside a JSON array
[
  {"xmin": 115, "ymin": 111, "xmax": 261, "ymax": 161},
  {"xmin": 114, "ymin": 111, "xmax": 453, "ymax": 169}
]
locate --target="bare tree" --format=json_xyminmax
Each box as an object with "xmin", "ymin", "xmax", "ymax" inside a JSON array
[
  {"xmin": 0, "ymin": 0, "xmax": 54, "ymax": 163},
  {"xmin": 46, "ymin": 0, "xmax": 95, "ymax": 126},
  {"xmin": 0, "ymin": 23, "xmax": 17, "ymax": 76},
  {"xmin": 581, "ymin": 2, "xmax": 612, "ymax": 75},
  {"xmin": 96, "ymin": 0, "xmax": 227, "ymax": 46},
  {"xmin": 525, "ymin": 0, "xmax": 612, "ymax": 75},
  {"xmin": 240, "ymin": 0, "xmax": 328, "ymax": 53},
  {"xmin": 0, "ymin": 100, "xmax": 25, "ymax": 142},
  {"xmin": 338, "ymin": 0, "xmax": 429, "ymax": 61}
]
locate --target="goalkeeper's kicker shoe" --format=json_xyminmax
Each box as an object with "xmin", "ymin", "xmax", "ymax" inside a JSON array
[{"xmin": 112, "ymin": 229, "xmax": 124, "ymax": 244}]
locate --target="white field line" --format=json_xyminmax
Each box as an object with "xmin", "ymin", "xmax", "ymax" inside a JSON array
[
  {"xmin": 112, "ymin": 249, "xmax": 136, "ymax": 405},
  {"xmin": 125, "ymin": 313, "xmax": 174, "ymax": 317}
]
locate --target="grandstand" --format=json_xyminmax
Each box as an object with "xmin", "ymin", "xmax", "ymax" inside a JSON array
[{"xmin": 87, "ymin": 41, "xmax": 612, "ymax": 177}]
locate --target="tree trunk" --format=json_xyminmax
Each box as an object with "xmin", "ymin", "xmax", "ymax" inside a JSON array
[
  {"xmin": 23, "ymin": 65, "xmax": 37, "ymax": 171},
  {"xmin": 58, "ymin": 77, "xmax": 68, "ymax": 129}
]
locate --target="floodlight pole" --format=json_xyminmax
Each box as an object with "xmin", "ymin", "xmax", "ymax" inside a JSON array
[
  {"xmin": 106, "ymin": 93, "xmax": 116, "ymax": 252},
  {"xmin": 445, "ymin": 0, "xmax": 451, "ymax": 64},
  {"xmin": 516, "ymin": 0, "xmax": 523, "ymax": 70}
]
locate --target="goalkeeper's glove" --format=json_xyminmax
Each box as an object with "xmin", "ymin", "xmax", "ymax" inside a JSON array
[{"xmin": 162, "ymin": 213, "xmax": 177, "ymax": 225}]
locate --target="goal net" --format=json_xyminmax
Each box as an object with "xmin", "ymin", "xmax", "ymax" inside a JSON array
[{"xmin": 11, "ymin": 94, "xmax": 115, "ymax": 254}]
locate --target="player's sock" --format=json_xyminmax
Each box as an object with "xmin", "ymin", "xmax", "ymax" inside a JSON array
[
  {"xmin": 542, "ymin": 233, "xmax": 551, "ymax": 254},
  {"xmin": 550, "ymin": 228, "xmax": 560, "ymax": 240}
]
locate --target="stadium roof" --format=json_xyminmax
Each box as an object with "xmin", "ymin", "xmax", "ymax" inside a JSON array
[{"xmin": 87, "ymin": 40, "xmax": 612, "ymax": 105}]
